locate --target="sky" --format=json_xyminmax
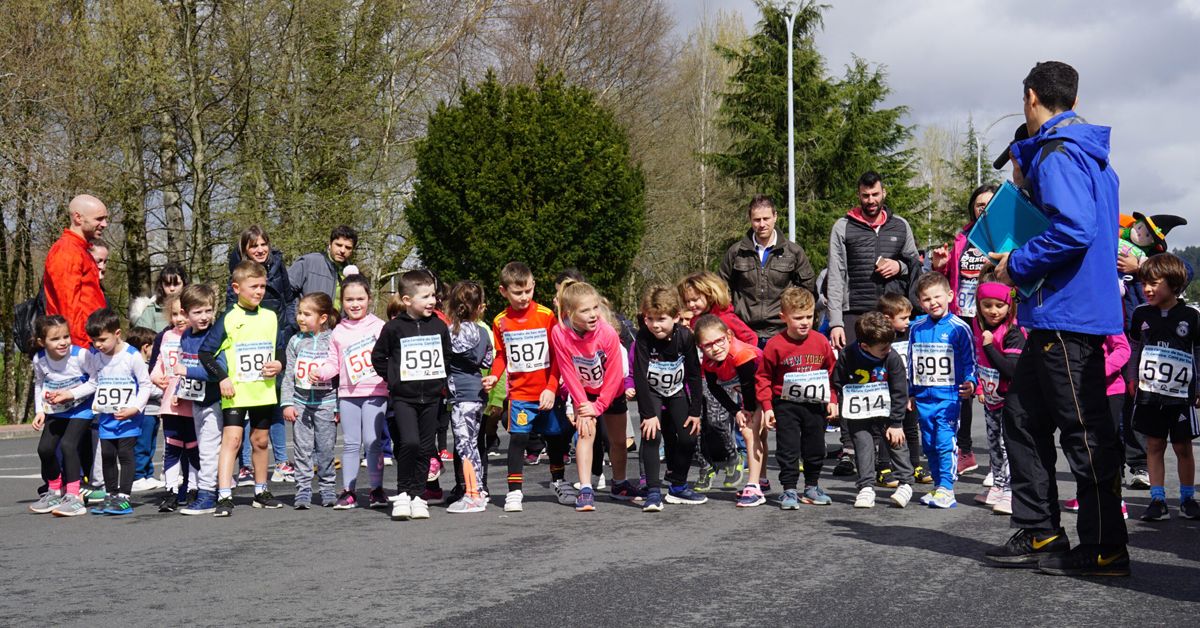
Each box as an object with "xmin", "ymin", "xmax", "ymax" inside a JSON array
[{"xmin": 668, "ymin": 0, "xmax": 1200, "ymax": 248}]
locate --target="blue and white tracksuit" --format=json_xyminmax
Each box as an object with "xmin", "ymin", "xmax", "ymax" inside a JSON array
[{"xmin": 908, "ymin": 313, "xmax": 976, "ymax": 491}]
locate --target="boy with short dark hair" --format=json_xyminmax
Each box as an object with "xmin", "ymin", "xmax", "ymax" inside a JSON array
[
  {"xmin": 757, "ymin": 287, "xmax": 836, "ymax": 509},
  {"xmin": 1127, "ymin": 253, "xmax": 1200, "ymax": 521},
  {"xmin": 831, "ymin": 312, "xmax": 914, "ymax": 508},
  {"xmin": 878, "ymin": 293, "xmax": 931, "ymax": 484},
  {"xmin": 909, "ymin": 273, "xmax": 977, "ymax": 509},
  {"xmin": 200, "ymin": 261, "xmax": 284, "ymax": 516}
]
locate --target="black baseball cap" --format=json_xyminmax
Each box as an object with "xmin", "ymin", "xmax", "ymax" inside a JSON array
[{"xmin": 992, "ymin": 123, "xmax": 1030, "ymax": 170}]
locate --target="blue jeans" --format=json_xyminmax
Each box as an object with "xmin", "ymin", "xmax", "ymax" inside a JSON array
[
  {"xmin": 134, "ymin": 414, "xmax": 159, "ymax": 479},
  {"xmin": 240, "ymin": 408, "xmax": 287, "ymax": 468}
]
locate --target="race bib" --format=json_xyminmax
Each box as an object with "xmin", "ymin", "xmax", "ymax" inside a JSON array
[
  {"xmin": 504, "ymin": 328, "xmax": 550, "ymax": 373},
  {"xmin": 295, "ymin": 347, "xmax": 334, "ymax": 390},
  {"xmin": 176, "ymin": 377, "xmax": 207, "ymax": 401},
  {"xmin": 400, "ymin": 335, "xmax": 445, "ymax": 381},
  {"xmin": 342, "ymin": 336, "xmax": 377, "ymax": 386},
  {"xmin": 234, "ymin": 341, "xmax": 275, "ymax": 383},
  {"xmin": 1139, "ymin": 345, "xmax": 1194, "ymax": 399},
  {"xmin": 781, "ymin": 370, "xmax": 830, "ymax": 404},
  {"xmin": 893, "ymin": 340, "xmax": 910, "ymax": 370},
  {"xmin": 957, "ymin": 278, "xmax": 979, "ymax": 318},
  {"xmin": 647, "ymin": 358, "xmax": 685, "ymax": 397},
  {"xmin": 977, "ymin": 365, "xmax": 1002, "ymax": 406},
  {"xmin": 573, "ymin": 354, "xmax": 605, "ymax": 389},
  {"xmin": 841, "ymin": 381, "xmax": 890, "ymax": 420},
  {"xmin": 162, "ymin": 335, "xmax": 182, "ymax": 372},
  {"xmin": 43, "ymin": 378, "xmax": 79, "ymax": 415},
  {"xmin": 92, "ymin": 375, "xmax": 137, "ymax": 414},
  {"xmin": 912, "ymin": 343, "xmax": 955, "ymax": 387}
]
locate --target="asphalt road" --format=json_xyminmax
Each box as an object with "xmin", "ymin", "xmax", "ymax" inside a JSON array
[{"xmin": 2, "ymin": 410, "xmax": 1198, "ymax": 627}]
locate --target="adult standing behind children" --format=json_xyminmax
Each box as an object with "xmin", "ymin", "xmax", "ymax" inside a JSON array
[
  {"xmin": 289, "ymin": 225, "xmax": 358, "ymax": 310},
  {"xmin": 44, "ymin": 194, "xmax": 110, "ymax": 348},
  {"xmin": 985, "ymin": 61, "xmax": 1129, "ymax": 577},
  {"xmin": 719, "ymin": 195, "xmax": 816, "ymax": 346}
]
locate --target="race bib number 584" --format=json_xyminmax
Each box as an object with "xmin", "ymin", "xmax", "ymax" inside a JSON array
[{"xmin": 234, "ymin": 341, "xmax": 275, "ymax": 382}]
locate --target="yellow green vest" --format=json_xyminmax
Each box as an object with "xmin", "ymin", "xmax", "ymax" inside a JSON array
[{"xmin": 219, "ymin": 304, "xmax": 279, "ymax": 409}]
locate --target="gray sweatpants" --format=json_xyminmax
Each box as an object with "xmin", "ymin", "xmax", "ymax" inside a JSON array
[
  {"xmin": 193, "ymin": 401, "xmax": 223, "ymax": 492},
  {"xmin": 292, "ymin": 403, "xmax": 337, "ymax": 500},
  {"xmin": 846, "ymin": 418, "xmax": 913, "ymax": 490},
  {"xmin": 339, "ymin": 396, "xmax": 387, "ymax": 491}
]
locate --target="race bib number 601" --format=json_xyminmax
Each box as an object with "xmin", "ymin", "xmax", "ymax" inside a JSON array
[
  {"xmin": 782, "ymin": 370, "xmax": 830, "ymax": 404},
  {"xmin": 400, "ymin": 335, "xmax": 446, "ymax": 381}
]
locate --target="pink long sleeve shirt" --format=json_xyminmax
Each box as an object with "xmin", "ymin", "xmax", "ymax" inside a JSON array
[
  {"xmin": 549, "ymin": 318, "xmax": 623, "ymax": 415},
  {"xmin": 318, "ymin": 314, "xmax": 389, "ymax": 398}
]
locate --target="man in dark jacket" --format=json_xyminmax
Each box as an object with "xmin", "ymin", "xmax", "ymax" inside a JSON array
[
  {"xmin": 826, "ymin": 172, "xmax": 920, "ymax": 350},
  {"xmin": 289, "ymin": 225, "xmax": 358, "ymax": 311},
  {"xmin": 719, "ymin": 195, "xmax": 816, "ymax": 345},
  {"xmin": 985, "ymin": 61, "xmax": 1129, "ymax": 577}
]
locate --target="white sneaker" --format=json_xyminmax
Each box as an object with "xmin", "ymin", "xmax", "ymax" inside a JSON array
[
  {"xmin": 360, "ymin": 458, "xmax": 368, "ymax": 468},
  {"xmin": 391, "ymin": 493, "xmax": 412, "ymax": 520},
  {"xmin": 551, "ymin": 480, "xmax": 578, "ymax": 505},
  {"xmin": 131, "ymin": 477, "xmax": 160, "ymax": 492},
  {"xmin": 409, "ymin": 496, "xmax": 430, "ymax": 519},
  {"xmin": 890, "ymin": 484, "xmax": 912, "ymax": 508},
  {"xmin": 919, "ymin": 490, "xmax": 936, "ymax": 506},
  {"xmin": 975, "ymin": 486, "xmax": 1004, "ymax": 506},
  {"xmin": 854, "ymin": 486, "xmax": 876, "ymax": 508},
  {"xmin": 596, "ymin": 474, "xmax": 607, "ymax": 491},
  {"xmin": 447, "ymin": 496, "xmax": 487, "ymax": 514},
  {"xmin": 504, "ymin": 490, "xmax": 524, "ymax": 512},
  {"xmin": 982, "ymin": 471, "xmax": 994, "ymax": 487}
]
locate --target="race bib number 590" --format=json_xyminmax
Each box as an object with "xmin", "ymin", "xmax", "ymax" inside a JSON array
[{"xmin": 400, "ymin": 335, "xmax": 446, "ymax": 381}]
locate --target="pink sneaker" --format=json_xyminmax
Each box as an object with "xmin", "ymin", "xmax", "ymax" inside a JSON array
[
  {"xmin": 1063, "ymin": 498, "xmax": 1080, "ymax": 512},
  {"xmin": 1121, "ymin": 500, "xmax": 1129, "ymax": 520},
  {"xmin": 975, "ymin": 486, "xmax": 1004, "ymax": 505},
  {"xmin": 427, "ymin": 457, "xmax": 443, "ymax": 481}
]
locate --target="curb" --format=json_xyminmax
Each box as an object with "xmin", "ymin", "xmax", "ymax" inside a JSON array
[{"xmin": 0, "ymin": 424, "xmax": 38, "ymax": 440}]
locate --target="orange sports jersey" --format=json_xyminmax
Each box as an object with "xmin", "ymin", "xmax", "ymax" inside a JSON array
[
  {"xmin": 492, "ymin": 302, "xmax": 560, "ymax": 402},
  {"xmin": 702, "ymin": 337, "xmax": 762, "ymax": 381}
]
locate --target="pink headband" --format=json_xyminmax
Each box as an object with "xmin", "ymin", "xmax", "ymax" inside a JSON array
[{"xmin": 977, "ymin": 282, "xmax": 1013, "ymax": 305}]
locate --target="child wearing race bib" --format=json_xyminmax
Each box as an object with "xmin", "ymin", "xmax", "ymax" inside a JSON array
[
  {"xmin": 757, "ymin": 287, "xmax": 837, "ymax": 509},
  {"xmin": 832, "ymin": 312, "xmax": 914, "ymax": 508},
  {"xmin": 444, "ymin": 281, "xmax": 494, "ymax": 514},
  {"xmin": 315, "ymin": 275, "xmax": 389, "ymax": 510},
  {"xmin": 677, "ymin": 272, "xmax": 753, "ymax": 490},
  {"xmin": 28, "ymin": 316, "xmax": 94, "ymax": 517},
  {"xmin": 127, "ymin": 326, "xmax": 163, "ymax": 494},
  {"xmin": 971, "ymin": 282, "xmax": 1025, "ymax": 514},
  {"xmin": 201, "ymin": 261, "xmax": 285, "ymax": 517},
  {"xmin": 878, "ymin": 293, "xmax": 930, "ymax": 485},
  {"xmin": 149, "ymin": 295, "xmax": 201, "ymax": 512},
  {"xmin": 633, "ymin": 285, "xmax": 705, "ymax": 512},
  {"xmin": 1126, "ymin": 254, "xmax": 1200, "ymax": 521},
  {"xmin": 373, "ymin": 270, "xmax": 452, "ymax": 521},
  {"xmin": 491, "ymin": 262, "xmax": 570, "ymax": 512},
  {"xmin": 695, "ymin": 315, "xmax": 766, "ymax": 507},
  {"xmin": 550, "ymin": 280, "xmax": 631, "ymax": 511},
  {"xmin": 177, "ymin": 284, "xmax": 225, "ymax": 516},
  {"xmin": 283, "ymin": 292, "xmax": 339, "ymax": 510},
  {"xmin": 909, "ymin": 273, "xmax": 976, "ymax": 509},
  {"xmin": 51, "ymin": 309, "xmax": 153, "ymax": 515}
]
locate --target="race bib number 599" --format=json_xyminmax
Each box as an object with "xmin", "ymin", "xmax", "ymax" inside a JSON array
[{"xmin": 912, "ymin": 343, "xmax": 954, "ymax": 387}]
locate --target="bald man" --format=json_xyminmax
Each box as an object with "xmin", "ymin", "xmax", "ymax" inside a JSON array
[{"xmin": 43, "ymin": 194, "xmax": 110, "ymax": 347}]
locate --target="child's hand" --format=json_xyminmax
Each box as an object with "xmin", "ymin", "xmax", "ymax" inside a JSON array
[
  {"xmin": 959, "ymin": 381, "xmax": 975, "ymax": 398},
  {"xmin": 308, "ymin": 369, "xmax": 321, "ymax": 384},
  {"xmin": 735, "ymin": 410, "xmax": 749, "ymax": 429},
  {"xmin": 762, "ymin": 409, "xmax": 776, "ymax": 430},
  {"xmin": 115, "ymin": 407, "xmax": 138, "ymax": 420},
  {"xmin": 151, "ymin": 374, "xmax": 169, "ymax": 389},
  {"xmin": 219, "ymin": 378, "xmax": 235, "ymax": 398},
  {"xmin": 641, "ymin": 417, "xmax": 660, "ymax": 440},
  {"xmin": 575, "ymin": 415, "xmax": 595, "ymax": 438},
  {"xmin": 981, "ymin": 330, "xmax": 994, "ymax": 346},
  {"xmin": 174, "ymin": 362, "xmax": 187, "ymax": 377},
  {"xmin": 885, "ymin": 426, "xmax": 905, "ymax": 447},
  {"xmin": 684, "ymin": 415, "xmax": 701, "ymax": 436},
  {"xmin": 32, "ymin": 413, "xmax": 45, "ymax": 431},
  {"xmin": 624, "ymin": 387, "xmax": 636, "ymax": 400},
  {"xmin": 977, "ymin": 393, "xmax": 985, "ymax": 404},
  {"xmin": 575, "ymin": 401, "xmax": 596, "ymax": 420},
  {"xmin": 907, "ymin": 398, "xmax": 915, "ymax": 411},
  {"xmin": 46, "ymin": 390, "xmax": 73, "ymax": 404},
  {"xmin": 262, "ymin": 360, "xmax": 282, "ymax": 378},
  {"xmin": 481, "ymin": 375, "xmax": 498, "ymax": 392},
  {"xmin": 283, "ymin": 406, "xmax": 298, "ymax": 422},
  {"xmin": 826, "ymin": 403, "xmax": 839, "ymax": 419},
  {"xmin": 537, "ymin": 389, "xmax": 555, "ymax": 411}
]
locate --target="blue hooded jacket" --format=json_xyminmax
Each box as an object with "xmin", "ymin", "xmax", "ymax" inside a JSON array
[{"xmin": 1006, "ymin": 111, "xmax": 1122, "ymax": 335}]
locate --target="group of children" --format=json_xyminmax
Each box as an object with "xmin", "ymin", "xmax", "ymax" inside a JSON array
[{"xmin": 25, "ymin": 251, "xmax": 1200, "ymax": 521}]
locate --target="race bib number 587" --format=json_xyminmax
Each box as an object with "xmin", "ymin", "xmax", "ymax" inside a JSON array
[{"xmin": 504, "ymin": 329, "xmax": 550, "ymax": 373}]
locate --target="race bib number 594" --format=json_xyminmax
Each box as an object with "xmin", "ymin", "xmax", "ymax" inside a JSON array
[{"xmin": 1139, "ymin": 345, "xmax": 1193, "ymax": 399}]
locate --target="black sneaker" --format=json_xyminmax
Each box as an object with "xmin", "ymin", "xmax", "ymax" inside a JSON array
[
  {"xmin": 1141, "ymin": 499, "xmax": 1170, "ymax": 521},
  {"xmin": 832, "ymin": 453, "xmax": 856, "ymax": 477},
  {"xmin": 157, "ymin": 493, "xmax": 179, "ymax": 513},
  {"xmin": 984, "ymin": 528, "xmax": 1070, "ymax": 567},
  {"xmin": 1037, "ymin": 544, "xmax": 1130, "ymax": 577},
  {"xmin": 1179, "ymin": 498, "xmax": 1200, "ymax": 520},
  {"xmin": 876, "ymin": 468, "xmax": 899, "ymax": 488},
  {"xmin": 252, "ymin": 490, "xmax": 284, "ymax": 509},
  {"xmin": 214, "ymin": 496, "xmax": 235, "ymax": 517}
]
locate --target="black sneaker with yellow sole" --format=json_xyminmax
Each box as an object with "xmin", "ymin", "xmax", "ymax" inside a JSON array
[
  {"xmin": 1037, "ymin": 544, "xmax": 1130, "ymax": 577},
  {"xmin": 984, "ymin": 528, "xmax": 1070, "ymax": 567},
  {"xmin": 876, "ymin": 469, "xmax": 899, "ymax": 488}
]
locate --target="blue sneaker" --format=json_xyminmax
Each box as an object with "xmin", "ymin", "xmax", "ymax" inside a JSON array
[
  {"xmin": 180, "ymin": 490, "xmax": 217, "ymax": 515},
  {"xmin": 642, "ymin": 488, "xmax": 664, "ymax": 512},
  {"xmin": 927, "ymin": 488, "xmax": 957, "ymax": 509},
  {"xmin": 90, "ymin": 495, "xmax": 114, "ymax": 515},
  {"xmin": 575, "ymin": 486, "xmax": 595, "ymax": 512},
  {"xmin": 736, "ymin": 485, "xmax": 766, "ymax": 508},
  {"xmin": 610, "ymin": 480, "xmax": 644, "ymax": 503},
  {"xmin": 104, "ymin": 494, "xmax": 133, "ymax": 515},
  {"xmin": 665, "ymin": 484, "xmax": 708, "ymax": 505},
  {"xmin": 780, "ymin": 489, "xmax": 801, "ymax": 510},
  {"xmin": 801, "ymin": 485, "xmax": 832, "ymax": 505}
]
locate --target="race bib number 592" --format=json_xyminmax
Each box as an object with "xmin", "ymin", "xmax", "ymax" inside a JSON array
[{"xmin": 400, "ymin": 335, "xmax": 446, "ymax": 381}]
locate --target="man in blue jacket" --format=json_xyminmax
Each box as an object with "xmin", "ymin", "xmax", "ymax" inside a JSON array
[{"xmin": 985, "ymin": 62, "xmax": 1129, "ymax": 576}]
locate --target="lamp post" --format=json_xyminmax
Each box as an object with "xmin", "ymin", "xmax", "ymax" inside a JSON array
[
  {"xmin": 976, "ymin": 113, "xmax": 1023, "ymax": 185},
  {"xmin": 784, "ymin": 2, "xmax": 799, "ymax": 242}
]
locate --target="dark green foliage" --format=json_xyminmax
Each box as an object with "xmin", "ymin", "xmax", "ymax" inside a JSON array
[
  {"xmin": 1174, "ymin": 246, "xmax": 1200, "ymax": 304},
  {"xmin": 408, "ymin": 70, "xmax": 645, "ymax": 309}
]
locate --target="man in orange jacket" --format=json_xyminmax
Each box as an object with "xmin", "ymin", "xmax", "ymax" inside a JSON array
[{"xmin": 43, "ymin": 194, "xmax": 109, "ymax": 348}]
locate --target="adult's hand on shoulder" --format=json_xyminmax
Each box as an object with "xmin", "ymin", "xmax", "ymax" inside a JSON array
[{"xmin": 830, "ymin": 326, "xmax": 846, "ymax": 350}]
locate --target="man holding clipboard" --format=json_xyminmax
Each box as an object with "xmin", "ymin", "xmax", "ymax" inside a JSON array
[{"xmin": 983, "ymin": 61, "xmax": 1129, "ymax": 576}]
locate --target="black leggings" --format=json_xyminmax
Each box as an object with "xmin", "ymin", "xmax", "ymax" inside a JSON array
[
  {"xmin": 640, "ymin": 394, "xmax": 697, "ymax": 489},
  {"xmin": 37, "ymin": 418, "xmax": 90, "ymax": 485},
  {"xmin": 389, "ymin": 399, "xmax": 440, "ymax": 497},
  {"xmin": 100, "ymin": 437, "xmax": 136, "ymax": 496},
  {"xmin": 904, "ymin": 407, "xmax": 924, "ymax": 467}
]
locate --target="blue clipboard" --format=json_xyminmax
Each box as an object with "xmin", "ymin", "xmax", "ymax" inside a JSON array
[{"xmin": 967, "ymin": 181, "xmax": 1049, "ymax": 298}]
